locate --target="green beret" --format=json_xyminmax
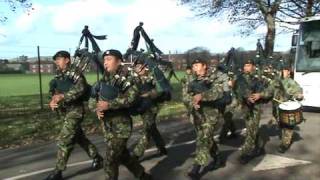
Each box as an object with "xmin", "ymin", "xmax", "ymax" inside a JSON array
[
  {"xmin": 102, "ymin": 49, "xmax": 123, "ymax": 61},
  {"xmin": 191, "ymin": 58, "xmax": 207, "ymax": 65},
  {"xmin": 53, "ymin": 50, "xmax": 70, "ymax": 60},
  {"xmin": 243, "ymin": 59, "xmax": 255, "ymax": 65}
]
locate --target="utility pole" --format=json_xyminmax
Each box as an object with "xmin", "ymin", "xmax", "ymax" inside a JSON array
[{"xmin": 37, "ymin": 46, "xmax": 43, "ymax": 109}]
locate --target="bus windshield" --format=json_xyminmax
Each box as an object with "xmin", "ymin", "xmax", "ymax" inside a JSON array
[{"xmin": 296, "ymin": 21, "xmax": 320, "ymax": 72}]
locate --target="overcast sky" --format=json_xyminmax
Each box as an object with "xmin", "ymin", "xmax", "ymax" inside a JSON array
[{"xmin": 0, "ymin": 0, "xmax": 294, "ymax": 59}]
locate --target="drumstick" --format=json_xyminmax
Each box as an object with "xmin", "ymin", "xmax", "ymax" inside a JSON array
[{"xmin": 273, "ymin": 98, "xmax": 285, "ymax": 104}]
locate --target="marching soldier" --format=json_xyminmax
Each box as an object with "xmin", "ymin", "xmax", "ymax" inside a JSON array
[
  {"xmin": 46, "ymin": 51, "xmax": 103, "ymax": 180},
  {"xmin": 131, "ymin": 58, "xmax": 167, "ymax": 158},
  {"xmin": 273, "ymin": 64, "xmax": 303, "ymax": 153},
  {"xmin": 185, "ymin": 58, "xmax": 225, "ymax": 179},
  {"xmin": 89, "ymin": 49, "xmax": 152, "ymax": 180},
  {"xmin": 209, "ymin": 59, "xmax": 237, "ymax": 143},
  {"xmin": 234, "ymin": 59, "xmax": 273, "ymax": 164}
]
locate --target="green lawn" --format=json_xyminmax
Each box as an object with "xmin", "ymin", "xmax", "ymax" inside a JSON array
[
  {"xmin": 0, "ymin": 71, "xmax": 185, "ymax": 97},
  {"xmin": 0, "ymin": 73, "xmax": 99, "ymax": 97}
]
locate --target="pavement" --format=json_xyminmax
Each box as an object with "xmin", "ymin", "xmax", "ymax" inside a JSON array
[{"xmin": 0, "ymin": 104, "xmax": 319, "ymax": 180}]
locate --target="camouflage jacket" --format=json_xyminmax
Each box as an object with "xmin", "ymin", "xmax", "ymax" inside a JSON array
[
  {"xmin": 49, "ymin": 68, "xmax": 88, "ymax": 107},
  {"xmin": 89, "ymin": 65, "xmax": 139, "ymax": 112},
  {"xmin": 273, "ymin": 77, "xmax": 303, "ymax": 102},
  {"xmin": 133, "ymin": 71, "xmax": 162, "ymax": 101},
  {"xmin": 89, "ymin": 65, "xmax": 140, "ymax": 139},
  {"xmin": 185, "ymin": 71, "xmax": 224, "ymax": 110},
  {"xmin": 234, "ymin": 71, "xmax": 273, "ymax": 106},
  {"xmin": 181, "ymin": 73, "xmax": 194, "ymax": 106}
]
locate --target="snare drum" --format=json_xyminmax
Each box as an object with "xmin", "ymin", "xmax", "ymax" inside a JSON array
[{"xmin": 278, "ymin": 101, "xmax": 303, "ymax": 127}]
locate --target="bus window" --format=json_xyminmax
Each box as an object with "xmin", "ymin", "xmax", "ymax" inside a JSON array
[{"xmin": 305, "ymin": 41, "xmax": 320, "ymax": 58}]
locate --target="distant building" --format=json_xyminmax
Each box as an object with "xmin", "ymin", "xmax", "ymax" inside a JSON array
[
  {"xmin": 29, "ymin": 61, "xmax": 55, "ymax": 73},
  {"xmin": 6, "ymin": 63, "xmax": 23, "ymax": 71}
]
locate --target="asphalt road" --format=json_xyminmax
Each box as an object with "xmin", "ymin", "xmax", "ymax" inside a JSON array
[{"xmin": 1, "ymin": 104, "xmax": 319, "ymax": 180}]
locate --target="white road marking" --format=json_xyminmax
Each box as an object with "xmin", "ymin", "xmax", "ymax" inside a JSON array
[
  {"xmin": 3, "ymin": 140, "xmax": 197, "ymax": 180},
  {"xmin": 253, "ymin": 154, "xmax": 312, "ymax": 171},
  {"xmin": 1, "ymin": 128, "xmax": 251, "ymax": 180},
  {"xmin": 4, "ymin": 160, "xmax": 92, "ymax": 180}
]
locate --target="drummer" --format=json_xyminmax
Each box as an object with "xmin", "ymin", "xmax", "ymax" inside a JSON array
[{"xmin": 273, "ymin": 63, "xmax": 304, "ymax": 153}]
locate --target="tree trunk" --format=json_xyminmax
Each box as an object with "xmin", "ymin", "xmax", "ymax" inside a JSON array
[
  {"xmin": 264, "ymin": 13, "xmax": 276, "ymax": 58},
  {"xmin": 306, "ymin": 0, "xmax": 314, "ymax": 17}
]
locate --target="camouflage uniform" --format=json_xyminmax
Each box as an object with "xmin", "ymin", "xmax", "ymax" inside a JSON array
[
  {"xmin": 212, "ymin": 69, "xmax": 237, "ymax": 141},
  {"xmin": 273, "ymin": 77, "xmax": 303, "ymax": 149},
  {"xmin": 50, "ymin": 69, "xmax": 100, "ymax": 171},
  {"xmin": 186, "ymin": 72, "xmax": 224, "ymax": 166},
  {"xmin": 89, "ymin": 65, "xmax": 149, "ymax": 180},
  {"xmin": 234, "ymin": 71, "xmax": 273, "ymax": 159},
  {"xmin": 132, "ymin": 72, "xmax": 167, "ymax": 158},
  {"xmin": 181, "ymin": 72, "xmax": 194, "ymax": 123}
]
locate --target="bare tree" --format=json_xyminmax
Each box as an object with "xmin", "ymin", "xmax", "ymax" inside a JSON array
[
  {"xmin": 277, "ymin": 0, "xmax": 320, "ymax": 22},
  {"xmin": 0, "ymin": 0, "xmax": 33, "ymax": 23},
  {"xmin": 180, "ymin": 0, "xmax": 320, "ymax": 58}
]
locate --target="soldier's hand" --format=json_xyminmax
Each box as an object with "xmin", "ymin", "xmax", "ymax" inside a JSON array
[
  {"xmin": 247, "ymin": 97, "xmax": 255, "ymax": 104},
  {"xmin": 52, "ymin": 94, "xmax": 64, "ymax": 103},
  {"xmin": 96, "ymin": 111, "xmax": 104, "ymax": 120},
  {"xmin": 193, "ymin": 94, "xmax": 202, "ymax": 105},
  {"xmin": 295, "ymin": 94, "xmax": 304, "ymax": 101},
  {"xmin": 228, "ymin": 80, "xmax": 234, "ymax": 88},
  {"xmin": 140, "ymin": 93, "xmax": 149, "ymax": 98},
  {"xmin": 251, "ymin": 93, "xmax": 262, "ymax": 102},
  {"xmin": 49, "ymin": 100, "xmax": 58, "ymax": 111},
  {"xmin": 193, "ymin": 104, "xmax": 201, "ymax": 110},
  {"xmin": 97, "ymin": 100, "xmax": 109, "ymax": 111}
]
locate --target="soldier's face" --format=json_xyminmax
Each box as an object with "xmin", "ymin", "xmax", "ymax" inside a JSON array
[
  {"xmin": 55, "ymin": 57, "xmax": 70, "ymax": 71},
  {"xmin": 134, "ymin": 64, "xmax": 147, "ymax": 75},
  {"xmin": 212, "ymin": 59, "xmax": 219, "ymax": 66},
  {"xmin": 186, "ymin": 69, "xmax": 192, "ymax": 75},
  {"xmin": 243, "ymin": 63, "xmax": 255, "ymax": 73},
  {"xmin": 192, "ymin": 63, "xmax": 207, "ymax": 76},
  {"xmin": 282, "ymin": 69, "xmax": 291, "ymax": 78},
  {"xmin": 104, "ymin": 55, "xmax": 121, "ymax": 73}
]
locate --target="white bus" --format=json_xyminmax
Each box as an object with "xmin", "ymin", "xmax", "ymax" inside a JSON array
[{"xmin": 292, "ymin": 15, "xmax": 320, "ymax": 108}]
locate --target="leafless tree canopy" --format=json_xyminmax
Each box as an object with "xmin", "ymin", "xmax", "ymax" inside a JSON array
[
  {"xmin": 179, "ymin": 0, "xmax": 320, "ymax": 57},
  {"xmin": 0, "ymin": 0, "xmax": 33, "ymax": 23}
]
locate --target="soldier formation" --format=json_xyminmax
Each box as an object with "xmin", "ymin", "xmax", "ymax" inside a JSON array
[{"xmin": 45, "ymin": 42, "xmax": 304, "ymax": 180}]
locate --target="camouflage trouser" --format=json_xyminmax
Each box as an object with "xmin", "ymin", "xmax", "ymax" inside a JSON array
[
  {"xmin": 104, "ymin": 136, "xmax": 145, "ymax": 180},
  {"xmin": 220, "ymin": 97, "xmax": 240, "ymax": 138},
  {"xmin": 240, "ymin": 107, "xmax": 263, "ymax": 156},
  {"xmin": 281, "ymin": 128, "xmax": 294, "ymax": 147},
  {"xmin": 102, "ymin": 114, "xmax": 145, "ymax": 180},
  {"xmin": 133, "ymin": 108, "xmax": 166, "ymax": 157},
  {"xmin": 272, "ymin": 101, "xmax": 279, "ymax": 122},
  {"xmin": 219, "ymin": 111, "xmax": 236, "ymax": 139},
  {"xmin": 56, "ymin": 107, "xmax": 98, "ymax": 171},
  {"xmin": 192, "ymin": 107, "xmax": 220, "ymax": 166}
]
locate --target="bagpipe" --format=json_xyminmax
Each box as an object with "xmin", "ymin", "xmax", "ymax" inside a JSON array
[{"xmin": 124, "ymin": 22, "xmax": 173, "ymax": 101}]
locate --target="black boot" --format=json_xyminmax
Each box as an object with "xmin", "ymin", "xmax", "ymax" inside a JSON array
[
  {"xmin": 207, "ymin": 154, "xmax": 225, "ymax": 171},
  {"xmin": 227, "ymin": 132, "xmax": 238, "ymax": 139},
  {"xmin": 238, "ymin": 154, "xmax": 252, "ymax": 164},
  {"xmin": 187, "ymin": 164, "xmax": 201, "ymax": 180},
  {"xmin": 278, "ymin": 144, "xmax": 289, "ymax": 153},
  {"xmin": 140, "ymin": 172, "xmax": 153, "ymax": 180},
  {"xmin": 45, "ymin": 170, "xmax": 62, "ymax": 180},
  {"xmin": 158, "ymin": 146, "xmax": 168, "ymax": 156},
  {"xmin": 255, "ymin": 147, "xmax": 265, "ymax": 156},
  {"xmin": 91, "ymin": 154, "xmax": 103, "ymax": 170}
]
